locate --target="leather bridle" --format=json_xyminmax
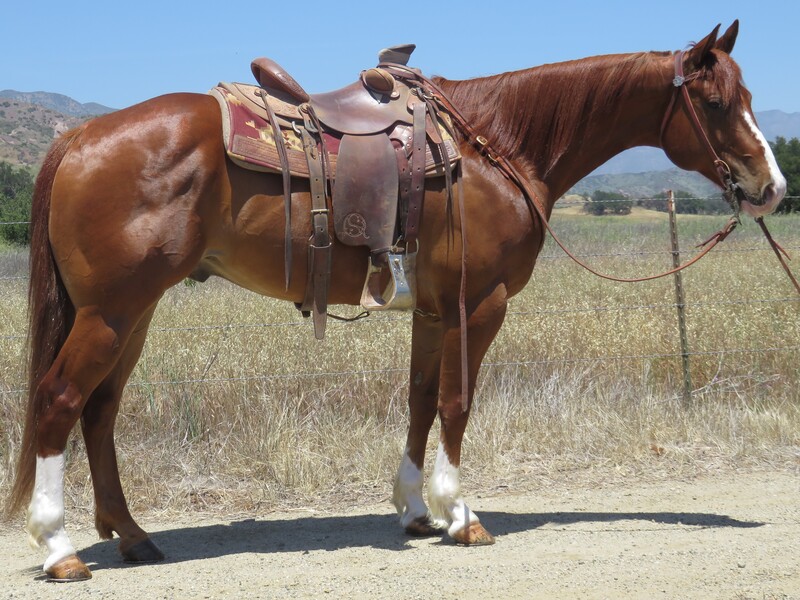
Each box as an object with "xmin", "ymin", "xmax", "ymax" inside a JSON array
[
  {"xmin": 658, "ymin": 50, "xmax": 799, "ymax": 295},
  {"xmin": 659, "ymin": 50, "xmax": 742, "ymax": 215}
]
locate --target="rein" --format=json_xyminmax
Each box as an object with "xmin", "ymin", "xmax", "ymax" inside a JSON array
[{"xmin": 756, "ymin": 217, "xmax": 800, "ymax": 295}]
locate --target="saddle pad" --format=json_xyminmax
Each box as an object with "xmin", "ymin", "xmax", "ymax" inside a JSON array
[{"xmin": 209, "ymin": 83, "xmax": 460, "ymax": 178}]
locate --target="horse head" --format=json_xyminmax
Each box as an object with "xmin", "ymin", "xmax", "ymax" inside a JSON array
[{"xmin": 660, "ymin": 20, "xmax": 787, "ymax": 218}]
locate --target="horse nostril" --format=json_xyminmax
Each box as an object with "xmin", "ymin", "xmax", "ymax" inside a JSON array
[
  {"xmin": 762, "ymin": 180, "xmax": 786, "ymax": 207},
  {"xmin": 761, "ymin": 183, "xmax": 776, "ymax": 205}
]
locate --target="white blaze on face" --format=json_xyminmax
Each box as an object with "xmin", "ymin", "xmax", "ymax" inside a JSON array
[
  {"xmin": 741, "ymin": 110, "xmax": 787, "ymax": 216},
  {"xmin": 428, "ymin": 443, "xmax": 479, "ymax": 537},
  {"xmin": 27, "ymin": 455, "xmax": 76, "ymax": 571}
]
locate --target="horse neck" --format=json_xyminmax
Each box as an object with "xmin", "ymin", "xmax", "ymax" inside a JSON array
[{"xmin": 439, "ymin": 52, "xmax": 673, "ymax": 202}]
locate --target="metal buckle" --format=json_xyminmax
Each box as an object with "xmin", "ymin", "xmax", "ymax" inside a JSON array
[{"xmin": 672, "ymin": 75, "xmax": 685, "ymax": 88}]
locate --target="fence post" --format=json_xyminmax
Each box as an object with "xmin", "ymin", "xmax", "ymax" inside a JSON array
[{"xmin": 667, "ymin": 190, "xmax": 692, "ymax": 404}]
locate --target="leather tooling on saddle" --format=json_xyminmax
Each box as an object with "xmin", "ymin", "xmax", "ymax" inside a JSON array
[{"xmin": 210, "ymin": 45, "xmax": 461, "ymax": 339}]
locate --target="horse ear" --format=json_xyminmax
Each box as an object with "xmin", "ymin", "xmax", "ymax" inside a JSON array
[
  {"xmin": 715, "ymin": 20, "xmax": 739, "ymax": 54},
  {"xmin": 685, "ymin": 23, "xmax": 721, "ymax": 69}
]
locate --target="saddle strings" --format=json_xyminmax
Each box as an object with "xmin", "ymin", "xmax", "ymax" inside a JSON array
[{"xmin": 258, "ymin": 89, "xmax": 293, "ymax": 291}]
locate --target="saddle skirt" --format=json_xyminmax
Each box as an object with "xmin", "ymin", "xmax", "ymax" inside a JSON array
[{"xmin": 209, "ymin": 81, "xmax": 461, "ymax": 178}]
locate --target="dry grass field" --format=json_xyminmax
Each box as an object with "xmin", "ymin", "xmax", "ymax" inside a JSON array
[{"xmin": 1, "ymin": 209, "xmax": 798, "ymax": 520}]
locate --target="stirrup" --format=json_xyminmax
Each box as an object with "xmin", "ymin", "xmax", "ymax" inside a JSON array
[{"xmin": 360, "ymin": 252, "xmax": 416, "ymax": 311}]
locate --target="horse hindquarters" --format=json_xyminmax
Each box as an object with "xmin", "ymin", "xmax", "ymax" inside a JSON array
[{"xmin": 18, "ymin": 96, "xmax": 221, "ymax": 579}]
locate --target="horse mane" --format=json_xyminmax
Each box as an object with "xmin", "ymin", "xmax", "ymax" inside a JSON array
[{"xmin": 434, "ymin": 48, "xmax": 743, "ymax": 179}]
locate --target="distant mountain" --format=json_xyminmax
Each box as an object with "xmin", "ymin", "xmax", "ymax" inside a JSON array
[
  {"xmin": 0, "ymin": 91, "xmax": 118, "ymax": 169},
  {"xmin": 0, "ymin": 90, "xmax": 115, "ymax": 117},
  {"xmin": 0, "ymin": 99, "xmax": 83, "ymax": 167},
  {"xmin": 755, "ymin": 110, "xmax": 800, "ymax": 140},
  {"xmin": 569, "ymin": 168, "xmax": 719, "ymax": 199}
]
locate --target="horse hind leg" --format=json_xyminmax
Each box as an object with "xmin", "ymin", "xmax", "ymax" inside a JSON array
[
  {"xmin": 80, "ymin": 305, "xmax": 164, "ymax": 563},
  {"xmin": 26, "ymin": 306, "xmax": 146, "ymax": 580},
  {"xmin": 392, "ymin": 311, "xmax": 447, "ymax": 536}
]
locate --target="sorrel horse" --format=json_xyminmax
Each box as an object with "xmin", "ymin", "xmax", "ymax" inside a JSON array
[{"xmin": 9, "ymin": 21, "xmax": 786, "ymax": 580}]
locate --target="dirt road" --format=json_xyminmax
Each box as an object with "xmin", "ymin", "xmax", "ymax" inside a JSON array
[{"xmin": 3, "ymin": 470, "xmax": 799, "ymax": 599}]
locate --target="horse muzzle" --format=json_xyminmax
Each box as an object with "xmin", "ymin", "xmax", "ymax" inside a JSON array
[{"xmin": 739, "ymin": 177, "xmax": 787, "ymax": 218}]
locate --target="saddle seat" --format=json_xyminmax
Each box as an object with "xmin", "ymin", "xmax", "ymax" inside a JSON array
[{"xmin": 251, "ymin": 56, "xmax": 422, "ymax": 136}]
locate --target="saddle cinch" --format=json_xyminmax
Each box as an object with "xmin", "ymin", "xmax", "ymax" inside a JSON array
[{"xmin": 209, "ymin": 45, "xmax": 460, "ymax": 339}]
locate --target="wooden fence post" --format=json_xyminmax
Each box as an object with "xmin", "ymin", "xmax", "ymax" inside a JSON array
[{"xmin": 667, "ymin": 190, "xmax": 692, "ymax": 404}]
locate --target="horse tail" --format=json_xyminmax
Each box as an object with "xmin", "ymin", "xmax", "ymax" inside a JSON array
[{"xmin": 6, "ymin": 126, "xmax": 84, "ymax": 517}]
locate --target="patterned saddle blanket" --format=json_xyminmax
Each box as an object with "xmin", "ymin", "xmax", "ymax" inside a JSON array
[{"xmin": 209, "ymin": 81, "xmax": 460, "ymax": 178}]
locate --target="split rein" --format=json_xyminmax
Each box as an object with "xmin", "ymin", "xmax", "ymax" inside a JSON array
[{"xmin": 402, "ymin": 58, "xmax": 800, "ymax": 294}]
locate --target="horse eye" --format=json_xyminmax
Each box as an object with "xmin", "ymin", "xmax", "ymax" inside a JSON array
[{"xmin": 707, "ymin": 99, "xmax": 723, "ymax": 110}]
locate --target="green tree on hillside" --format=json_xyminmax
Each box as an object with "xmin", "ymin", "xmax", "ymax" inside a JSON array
[
  {"xmin": 638, "ymin": 190, "xmax": 729, "ymax": 215},
  {"xmin": 0, "ymin": 161, "xmax": 34, "ymax": 245},
  {"xmin": 582, "ymin": 190, "xmax": 632, "ymax": 216},
  {"xmin": 770, "ymin": 137, "xmax": 800, "ymax": 213}
]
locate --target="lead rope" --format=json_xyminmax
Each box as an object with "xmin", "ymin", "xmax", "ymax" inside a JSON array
[{"xmin": 756, "ymin": 217, "xmax": 800, "ymax": 295}]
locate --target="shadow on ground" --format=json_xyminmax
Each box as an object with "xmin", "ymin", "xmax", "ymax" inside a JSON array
[{"xmin": 78, "ymin": 509, "xmax": 763, "ymax": 573}]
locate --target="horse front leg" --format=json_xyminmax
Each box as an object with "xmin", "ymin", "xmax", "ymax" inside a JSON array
[
  {"xmin": 392, "ymin": 311, "xmax": 447, "ymax": 536},
  {"xmin": 428, "ymin": 284, "xmax": 508, "ymax": 545}
]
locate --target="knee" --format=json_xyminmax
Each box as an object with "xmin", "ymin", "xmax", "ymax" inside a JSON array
[
  {"xmin": 36, "ymin": 380, "xmax": 85, "ymax": 451},
  {"xmin": 40, "ymin": 379, "xmax": 84, "ymax": 420}
]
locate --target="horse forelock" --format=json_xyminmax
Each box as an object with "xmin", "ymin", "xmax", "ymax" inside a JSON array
[{"xmin": 693, "ymin": 50, "xmax": 746, "ymax": 111}]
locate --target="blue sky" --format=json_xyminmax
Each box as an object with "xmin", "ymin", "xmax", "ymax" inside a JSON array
[{"xmin": 1, "ymin": 1, "xmax": 797, "ymax": 113}]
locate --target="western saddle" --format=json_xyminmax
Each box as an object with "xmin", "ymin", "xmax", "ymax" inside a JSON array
[{"xmin": 210, "ymin": 45, "xmax": 460, "ymax": 339}]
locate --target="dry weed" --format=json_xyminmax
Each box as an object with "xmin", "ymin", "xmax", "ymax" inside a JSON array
[{"xmin": 0, "ymin": 212, "xmax": 798, "ymax": 518}]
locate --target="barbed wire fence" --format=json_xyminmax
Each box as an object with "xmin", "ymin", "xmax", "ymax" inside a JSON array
[{"xmin": 1, "ymin": 193, "xmax": 799, "ymax": 400}]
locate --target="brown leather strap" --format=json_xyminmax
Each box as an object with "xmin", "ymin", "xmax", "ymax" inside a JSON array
[
  {"xmin": 456, "ymin": 161, "xmax": 469, "ymax": 412},
  {"xmin": 425, "ymin": 98, "xmax": 454, "ymax": 213},
  {"xmin": 660, "ymin": 51, "xmax": 737, "ymax": 199},
  {"xmin": 258, "ymin": 89, "xmax": 293, "ymax": 290},
  {"xmin": 299, "ymin": 119, "xmax": 331, "ymax": 340},
  {"xmin": 756, "ymin": 217, "xmax": 800, "ymax": 295},
  {"xmin": 497, "ymin": 154, "xmax": 740, "ymax": 282},
  {"xmin": 405, "ymin": 101, "xmax": 427, "ymax": 249},
  {"xmin": 395, "ymin": 144, "xmax": 412, "ymax": 241}
]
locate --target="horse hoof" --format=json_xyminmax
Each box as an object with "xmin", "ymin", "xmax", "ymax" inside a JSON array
[
  {"xmin": 121, "ymin": 538, "xmax": 165, "ymax": 563},
  {"xmin": 46, "ymin": 555, "xmax": 92, "ymax": 581},
  {"xmin": 405, "ymin": 516, "xmax": 447, "ymax": 537},
  {"xmin": 452, "ymin": 522, "xmax": 496, "ymax": 546}
]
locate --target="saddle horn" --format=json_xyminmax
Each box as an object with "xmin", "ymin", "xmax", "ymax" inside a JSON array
[{"xmin": 378, "ymin": 44, "xmax": 416, "ymax": 66}]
